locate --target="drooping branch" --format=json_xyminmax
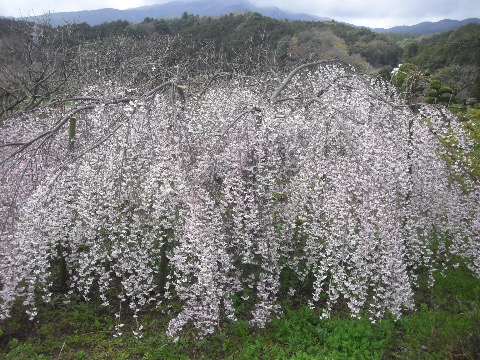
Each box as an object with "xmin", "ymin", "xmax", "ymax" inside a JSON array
[
  {"xmin": 270, "ymin": 60, "xmax": 352, "ymax": 103},
  {"xmin": 144, "ymin": 81, "xmax": 175, "ymax": 99},
  {"xmin": 219, "ymin": 107, "xmax": 263, "ymax": 139},
  {"xmin": 0, "ymin": 79, "xmax": 181, "ymax": 162},
  {"xmin": 0, "ymin": 105, "xmax": 95, "ymax": 163}
]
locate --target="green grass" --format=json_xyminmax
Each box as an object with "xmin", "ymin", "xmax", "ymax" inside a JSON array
[{"xmin": 1, "ymin": 264, "xmax": 479, "ymax": 359}]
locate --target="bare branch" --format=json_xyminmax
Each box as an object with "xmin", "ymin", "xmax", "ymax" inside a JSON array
[
  {"xmin": 270, "ymin": 60, "xmax": 352, "ymax": 103},
  {"xmin": 144, "ymin": 81, "xmax": 175, "ymax": 99},
  {"xmin": 1, "ymin": 105, "xmax": 94, "ymax": 164}
]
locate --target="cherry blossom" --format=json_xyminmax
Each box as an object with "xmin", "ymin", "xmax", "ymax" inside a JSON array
[{"xmin": 0, "ymin": 60, "xmax": 478, "ymax": 338}]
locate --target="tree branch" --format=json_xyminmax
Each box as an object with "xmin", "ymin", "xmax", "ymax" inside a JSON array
[{"xmin": 270, "ymin": 60, "xmax": 352, "ymax": 103}]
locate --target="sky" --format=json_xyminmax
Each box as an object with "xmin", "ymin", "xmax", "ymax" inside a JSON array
[{"xmin": 0, "ymin": 0, "xmax": 478, "ymax": 28}]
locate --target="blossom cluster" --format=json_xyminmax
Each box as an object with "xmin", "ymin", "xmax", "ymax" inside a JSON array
[{"xmin": 0, "ymin": 61, "xmax": 478, "ymax": 337}]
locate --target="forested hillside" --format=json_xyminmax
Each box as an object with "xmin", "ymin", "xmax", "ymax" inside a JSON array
[
  {"xmin": 0, "ymin": 13, "xmax": 479, "ymax": 359},
  {"xmin": 2, "ymin": 12, "xmax": 478, "ymax": 103},
  {"xmin": 59, "ymin": 13, "xmax": 404, "ymax": 70},
  {"xmin": 374, "ymin": 18, "xmax": 480, "ymax": 34}
]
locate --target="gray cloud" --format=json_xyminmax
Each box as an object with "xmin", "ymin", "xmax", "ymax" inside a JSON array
[
  {"xmin": 0, "ymin": 0, "xmax": 152, "ymax": 17},
  {"xmin": 253, "ymin": 0, "xmax": 477, "ymax": 27}
]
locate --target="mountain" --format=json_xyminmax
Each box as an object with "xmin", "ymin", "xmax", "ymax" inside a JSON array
[
  {"xmin": 28, "ymin": 0, "xmax": 330, "ymax": 26},
  {"xmin": 373, "ymin": 18, "xmax": 480, "ymax": 34},
  {"xmin": 12, "ymin": 1, "xmax": 478, "ymax": 35}
]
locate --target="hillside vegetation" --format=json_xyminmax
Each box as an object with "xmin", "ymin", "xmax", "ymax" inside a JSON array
[{"xmin": 1, "ymin": 12, "xmax": 478, "ymax": 104}]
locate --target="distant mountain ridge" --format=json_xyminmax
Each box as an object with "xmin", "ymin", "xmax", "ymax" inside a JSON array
[
  {"xmin": 24, "ymin": 0, "xmax": 329, "ymax": 26},
  {"xmin": 6, "ymin": 0, "xmax": 479, "ymax": 35},
  {"xmin": 374, "ymin": 18, "xmax": 480, "ymax": 34}
]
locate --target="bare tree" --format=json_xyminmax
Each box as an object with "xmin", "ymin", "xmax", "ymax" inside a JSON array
[
  {"xmin": 435, "ymin": 64, "xmax": 480, "ymax": 101},
  {"xmin": 0, "ymin": 18, "xmax": 79, "ymax": 118}
]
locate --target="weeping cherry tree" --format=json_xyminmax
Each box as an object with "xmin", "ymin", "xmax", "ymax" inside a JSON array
[{"xmin": 0, "ymin": 60, "xmax": 478, "ymax": 338}]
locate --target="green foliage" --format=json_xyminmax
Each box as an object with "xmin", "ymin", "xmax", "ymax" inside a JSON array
[
  {"xmin": 433, "ymin": 106, "xmax": 480, "ymax": 181},
  {"xmin": 407, "ymin": 23, "xmax": 480, "ymax": 69},
  {"xmin": 425, "ymin": 78, "xmax": 456, "ymax": 104},
  {"xmin": 349, "ymin": 39, "xmax": 402, "ymax": 67},
  {"xmin": 432, "ymin": 263, "xmax": 480, "ymax": 311},
  {"xmin": 388, "ymin": 309, "xmax": 480, "ymax": 359},
  {"xmin": 331, "ymin": 23, "xmax": 377, "ymax": 44},
  {"xmin": 2, "ymin": 339, "xmax": 48, "ymax": 360},
  {"xmin": 393, "ymin": 23, "xmax": 480, "ymax": 102},
  {"xmin": 430, "ymin": 79, "xmax": 442, "ymax": 90},
  {"xmin": 5, "ymin": 12, "xmax": 476, "ymax": 79},
  {"xmin": 17, "ymin": 12, "xmax": 403, "ymax": 69},
  {"xmin": 275, "ymin": 35, "xmax": 291, "ymax": 60},
  {"xmin": 2, "ymin": 260, "xmax": 479, "ymax": 359},
  {"xmin": 319, "ymin": 318, "xmax": 392, "ymax": 359},
  {"xmin": 376, "ymin": 66, "xmax": 393, "ymax": 82},
  {"xmin": 392, "ymin": 63, "xmax": 429, "ymax": 102},
  {"xmin": 402, "ymin": 40, "xmax": 420, "ymax": 60},
  {"xmin": 462, "ymin": 108, "xmax": 480, "ymax": 179},
  {"xmin": 472, "ymin": 74, "xmax": 480, "ymax": 99}
]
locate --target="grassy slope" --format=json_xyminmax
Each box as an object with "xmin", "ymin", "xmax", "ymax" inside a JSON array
[{"xmin": 1, "ymin": 263, "xmax": 479, "ymax": 359}]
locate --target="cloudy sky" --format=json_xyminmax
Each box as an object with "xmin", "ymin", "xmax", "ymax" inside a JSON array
[{"xmin": 1, "ymin": 0, "xmax": 478, "ymax": 28}]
